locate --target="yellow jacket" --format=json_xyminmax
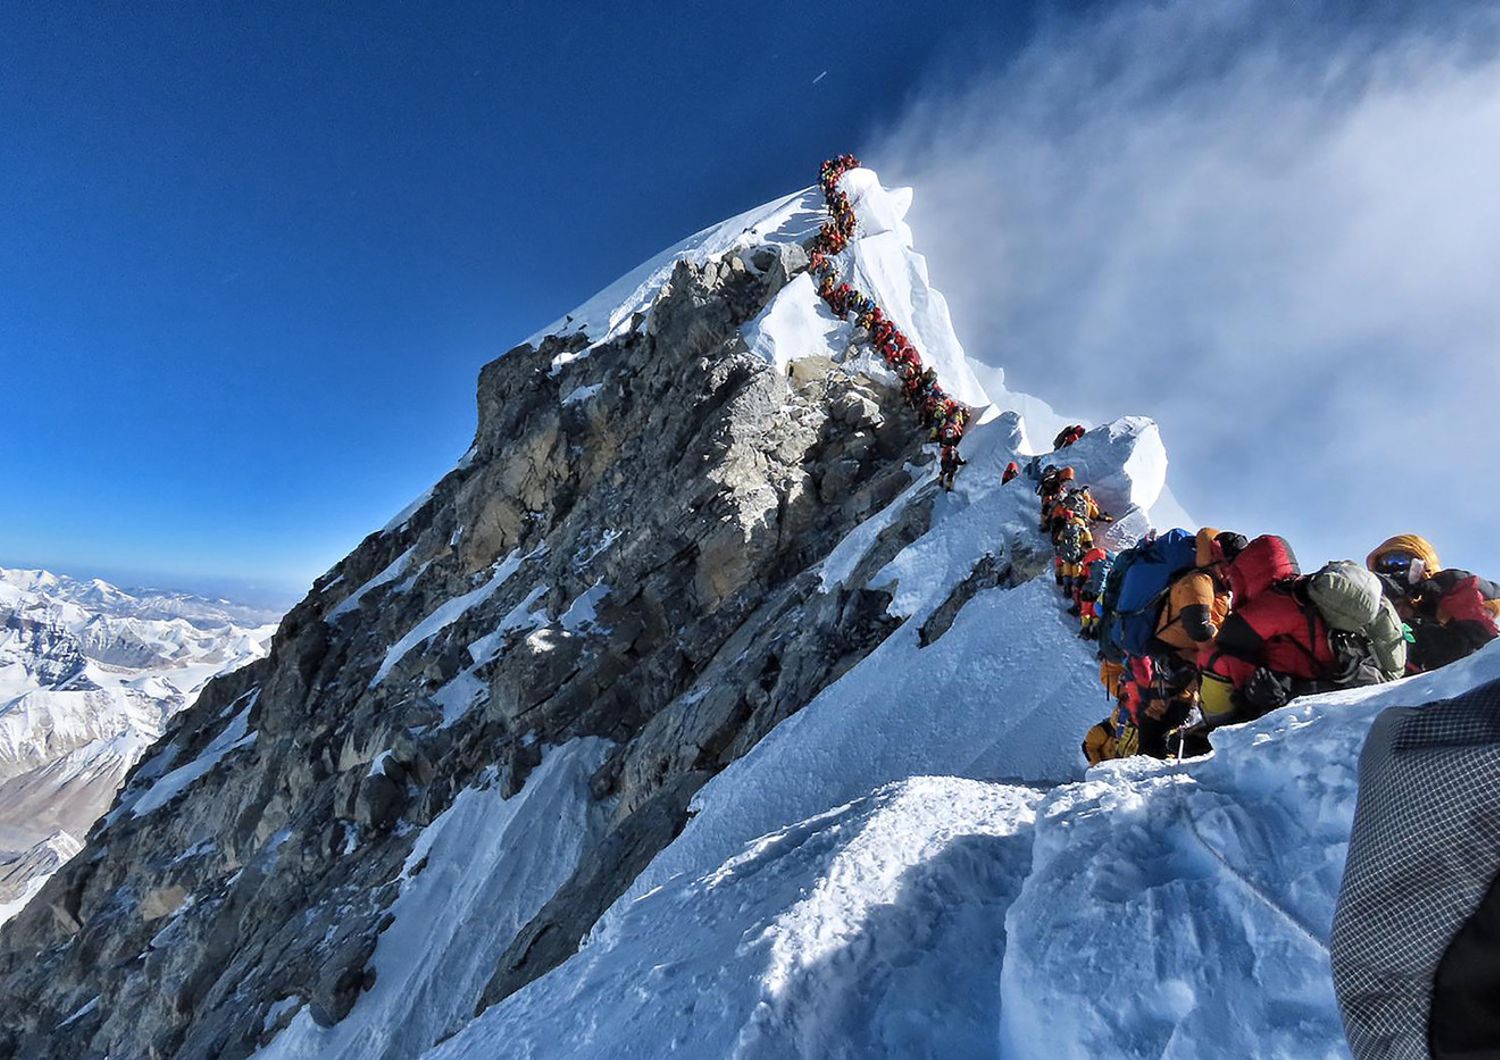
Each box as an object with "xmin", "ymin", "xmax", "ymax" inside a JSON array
[{"xmin": 1155, "ymin": 528, "xmax": 1232, "ymax": 664}]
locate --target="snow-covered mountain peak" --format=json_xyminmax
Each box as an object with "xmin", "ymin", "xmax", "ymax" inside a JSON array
[
  {"xmin": 0, "ymin": 566, "xmax": 278, "ymax": 928},
  {"xmin": 0, "ymin": 160, "xmax": 1464, "ymax": 1060}
]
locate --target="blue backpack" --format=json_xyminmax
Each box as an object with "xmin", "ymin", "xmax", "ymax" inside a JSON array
[{"xmin": 1107, "ymin": 529, "xmax": 1198, "ymax": 659}]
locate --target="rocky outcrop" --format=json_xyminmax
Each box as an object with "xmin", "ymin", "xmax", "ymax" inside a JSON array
[{"xmin": 0, "ymin": 243, "xmax": 937, "ymax": 1059}]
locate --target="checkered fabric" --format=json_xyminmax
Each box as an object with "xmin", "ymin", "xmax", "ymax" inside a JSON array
[{"xmin": 1331, "ymin": 677, "xmax": 1500, "ymax": 1059}]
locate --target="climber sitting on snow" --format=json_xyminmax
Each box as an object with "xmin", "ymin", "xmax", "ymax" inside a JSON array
[
  {"xmin": 1002, "ymin": 461, "xmax": 1020, "ymax": 485},
  {"xmin": 1367, "ymin": 534, "xmax": 1500, "ymax": 672}
]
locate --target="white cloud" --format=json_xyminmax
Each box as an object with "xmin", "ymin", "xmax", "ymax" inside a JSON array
[{"xmin": 868, "ymin": 0, "xmax": 1500, "ymax": 574}]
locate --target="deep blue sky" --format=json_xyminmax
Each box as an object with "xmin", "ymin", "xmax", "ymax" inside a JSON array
[
  {"xmin": 1, "ymin": 1, "xmax": 1057, "ymax": 601},
  {"xmin": 5, "ymin": 1, "xmax": 1493, "ymax": 606}
]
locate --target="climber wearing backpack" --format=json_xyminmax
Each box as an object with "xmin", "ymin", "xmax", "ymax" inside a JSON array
[
  {"xmin": 1002, "ymin": 461, "xmax": 1020, "ymax": 485},
  {"xmin": 1053, "ymin": 424, "xmax": 1087, "ymax": 450},
  {"xmin": 1367, "ymin": 534, "xmax": 1500, "ymax": 671},
  {"xmin": 1095, "ymin": 528, "xmax": 1192, "ymax": 664},
  {"xmin": 1152, "ymin": 529, "xmax": 1247, "ymax": 665},
  {"xmin": 938, "ymin": 445, "xmax": 965, "ymax": 492},
  {"xmin": 1300, "ymin": 558, "xmax": 1411, "ymax": 688},
  {"xmin": 1046, "ymin": 485, "xmax": 1111, "ymax": 548},
  {"xmin": 1198, "ymin": 535, "xmax": 1339, "ymax": 727},
  {"xmin": 937, "ymin": 407, "xmax": 969, "ymax": 448},
  {"xmin": 1077, "ymin": 547, "xmax": 1113, "ymax": 639},
  {"xmin": 920, "ymin": 392, "xmax": 946, "ymax": 430},
  {"xmin": 1037, "ymin": 466, "xmax": 1067, "ymax": 515},
  {"xmin": 1054, "ymin": 516, "xmax": 1094, "ymax": 598},
  {"xmin": 1091, "ymin": 527, "xmax": 1213, "ymax": 755},
  {"xmin": 1114, "ymin": 653, "xmax": 1203, "ymax": 759}
]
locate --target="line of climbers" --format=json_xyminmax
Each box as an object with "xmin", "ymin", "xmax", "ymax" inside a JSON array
[
  {"xmin": 1012, "ymin": 457, "xmax": 1500, "ymax": 764},
  {"xmin": 808, "ymin": 153, "xmax": 1499, "ymax": 766},
  {"xmin": 808, "ymin": 154, "xmax": 972, "ymax": 490}
]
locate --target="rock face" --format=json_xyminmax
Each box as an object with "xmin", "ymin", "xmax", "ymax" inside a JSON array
[{"xmin": 0, "ymin": 243, "xmax": 937, "ymax": 1058}]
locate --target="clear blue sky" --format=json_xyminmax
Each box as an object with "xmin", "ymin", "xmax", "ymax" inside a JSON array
[
  {"xmin": 5, "ymin": 1, "xmax": 1494, "ymax": 606},
  {"xmin": 0, "ymin": 1, "xmax": 1052, "ymax": 601}
]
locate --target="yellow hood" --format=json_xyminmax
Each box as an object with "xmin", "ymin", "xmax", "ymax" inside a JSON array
[{"xmin": 1367, "ymin": 534, "xmax": 1441, "ymax": 574}]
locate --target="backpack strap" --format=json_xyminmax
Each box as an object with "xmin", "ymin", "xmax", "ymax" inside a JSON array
[{"xmin": 1118, "ymin": 582, "xmax": 1175, "ymax": 620}]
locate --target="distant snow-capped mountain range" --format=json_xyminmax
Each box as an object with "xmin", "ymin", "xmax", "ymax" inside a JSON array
[{"xmin": 0, "ymin": 567, "xmax": 279, "ymax": 922}]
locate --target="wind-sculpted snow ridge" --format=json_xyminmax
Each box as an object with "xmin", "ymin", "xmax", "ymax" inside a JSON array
[{"xmin": 523, "ymin": 188, "xmax": 827, "ymax": 355}]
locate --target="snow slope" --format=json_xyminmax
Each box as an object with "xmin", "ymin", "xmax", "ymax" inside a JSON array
[
  {"xmin": 430, "ymin": 642, "xmax": 1500, "ymax": 1059},
  {"xmin": 525, "ymin": 186, "xmax": 827, "ymax": 354},
  {"xmin": 428, "ymin": 777, "xmax": 1041, "ymax": 1060},
  {"xmin": 258, "ymin": 738, "xmax": 611, "ymax": 1059},
  {"xmin": 604, "ymin": 402, "xmax": 1162, "ymax": 912}
]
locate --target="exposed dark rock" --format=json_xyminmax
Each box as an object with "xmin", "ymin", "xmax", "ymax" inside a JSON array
[
  {"xmin": 919, "ymin": 553, "xmax": 1016, "ymax": 647},
  {"xmin": 0, "ymin": 242, "xmax": 970, "ymax": 1059}
]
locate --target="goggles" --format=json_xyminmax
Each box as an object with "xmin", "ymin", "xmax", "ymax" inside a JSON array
[{"xmin": 1374, "ymin": 553, "xmax": 1414, "ymax": 576}]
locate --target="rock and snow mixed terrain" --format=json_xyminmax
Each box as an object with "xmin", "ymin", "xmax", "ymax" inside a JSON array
[
  {"xmin": 0, "ymin": 167, "xmax": 1488, "ymax": 1059},
  {"xmin": 0, "ymin": 569, "xmax": 277, "ymax": 924}
]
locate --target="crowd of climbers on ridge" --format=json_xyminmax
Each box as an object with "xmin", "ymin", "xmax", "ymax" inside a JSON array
[
  {"xmin": 1016, "ymin": 436, "xmax": 1500, "ymax": 763},
  {"xmin": 806, "ymin": 155, "xmax": 1499, "ymax": 762},
  {"xmin": 810, "ymin": 155, "xmax": 972, "ymax": 490}
]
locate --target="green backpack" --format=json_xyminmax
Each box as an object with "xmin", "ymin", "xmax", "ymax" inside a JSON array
[{"xmin": 1307, "ymin": 560, "xmax": 1407, "ymax": 681}]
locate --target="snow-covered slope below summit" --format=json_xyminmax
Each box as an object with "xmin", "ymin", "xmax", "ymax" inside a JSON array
[
  {"xmin": 606, "ymin": 407, "xmax": 1160, "ymax": 912},
  {"xmin": 526, "ymin": 186, "xmax": 826, "ymax": 353},
  {"xmin": 434, "ymin": 644, "xmax": 1500, "ymax": 1059},
  {"xmin": 424, "ymin": 404, "xmax": 1180, "ymax": 1058},
  {"xmin": 422, "ymin": 170, "xmax": 1189, "ymax": 1058},
  {"xmin": 429, "ymin": 776, "xmax": 1041, "ymax": 1060}
]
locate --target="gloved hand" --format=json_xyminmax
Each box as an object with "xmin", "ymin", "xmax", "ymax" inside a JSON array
[{"xmin": 1244, "ymin": 667, "xmax": 1290, "ymax": 711}]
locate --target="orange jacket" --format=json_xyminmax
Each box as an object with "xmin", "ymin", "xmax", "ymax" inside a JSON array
[{"xmin": 1154, "ymin": 528, "xmax": 1232, "ymax": 664}]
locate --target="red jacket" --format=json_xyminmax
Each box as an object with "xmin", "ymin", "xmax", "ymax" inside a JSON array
[{"xmin": 1201, "ymin": 535, "xmax": 1335, "ymax": 689}]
